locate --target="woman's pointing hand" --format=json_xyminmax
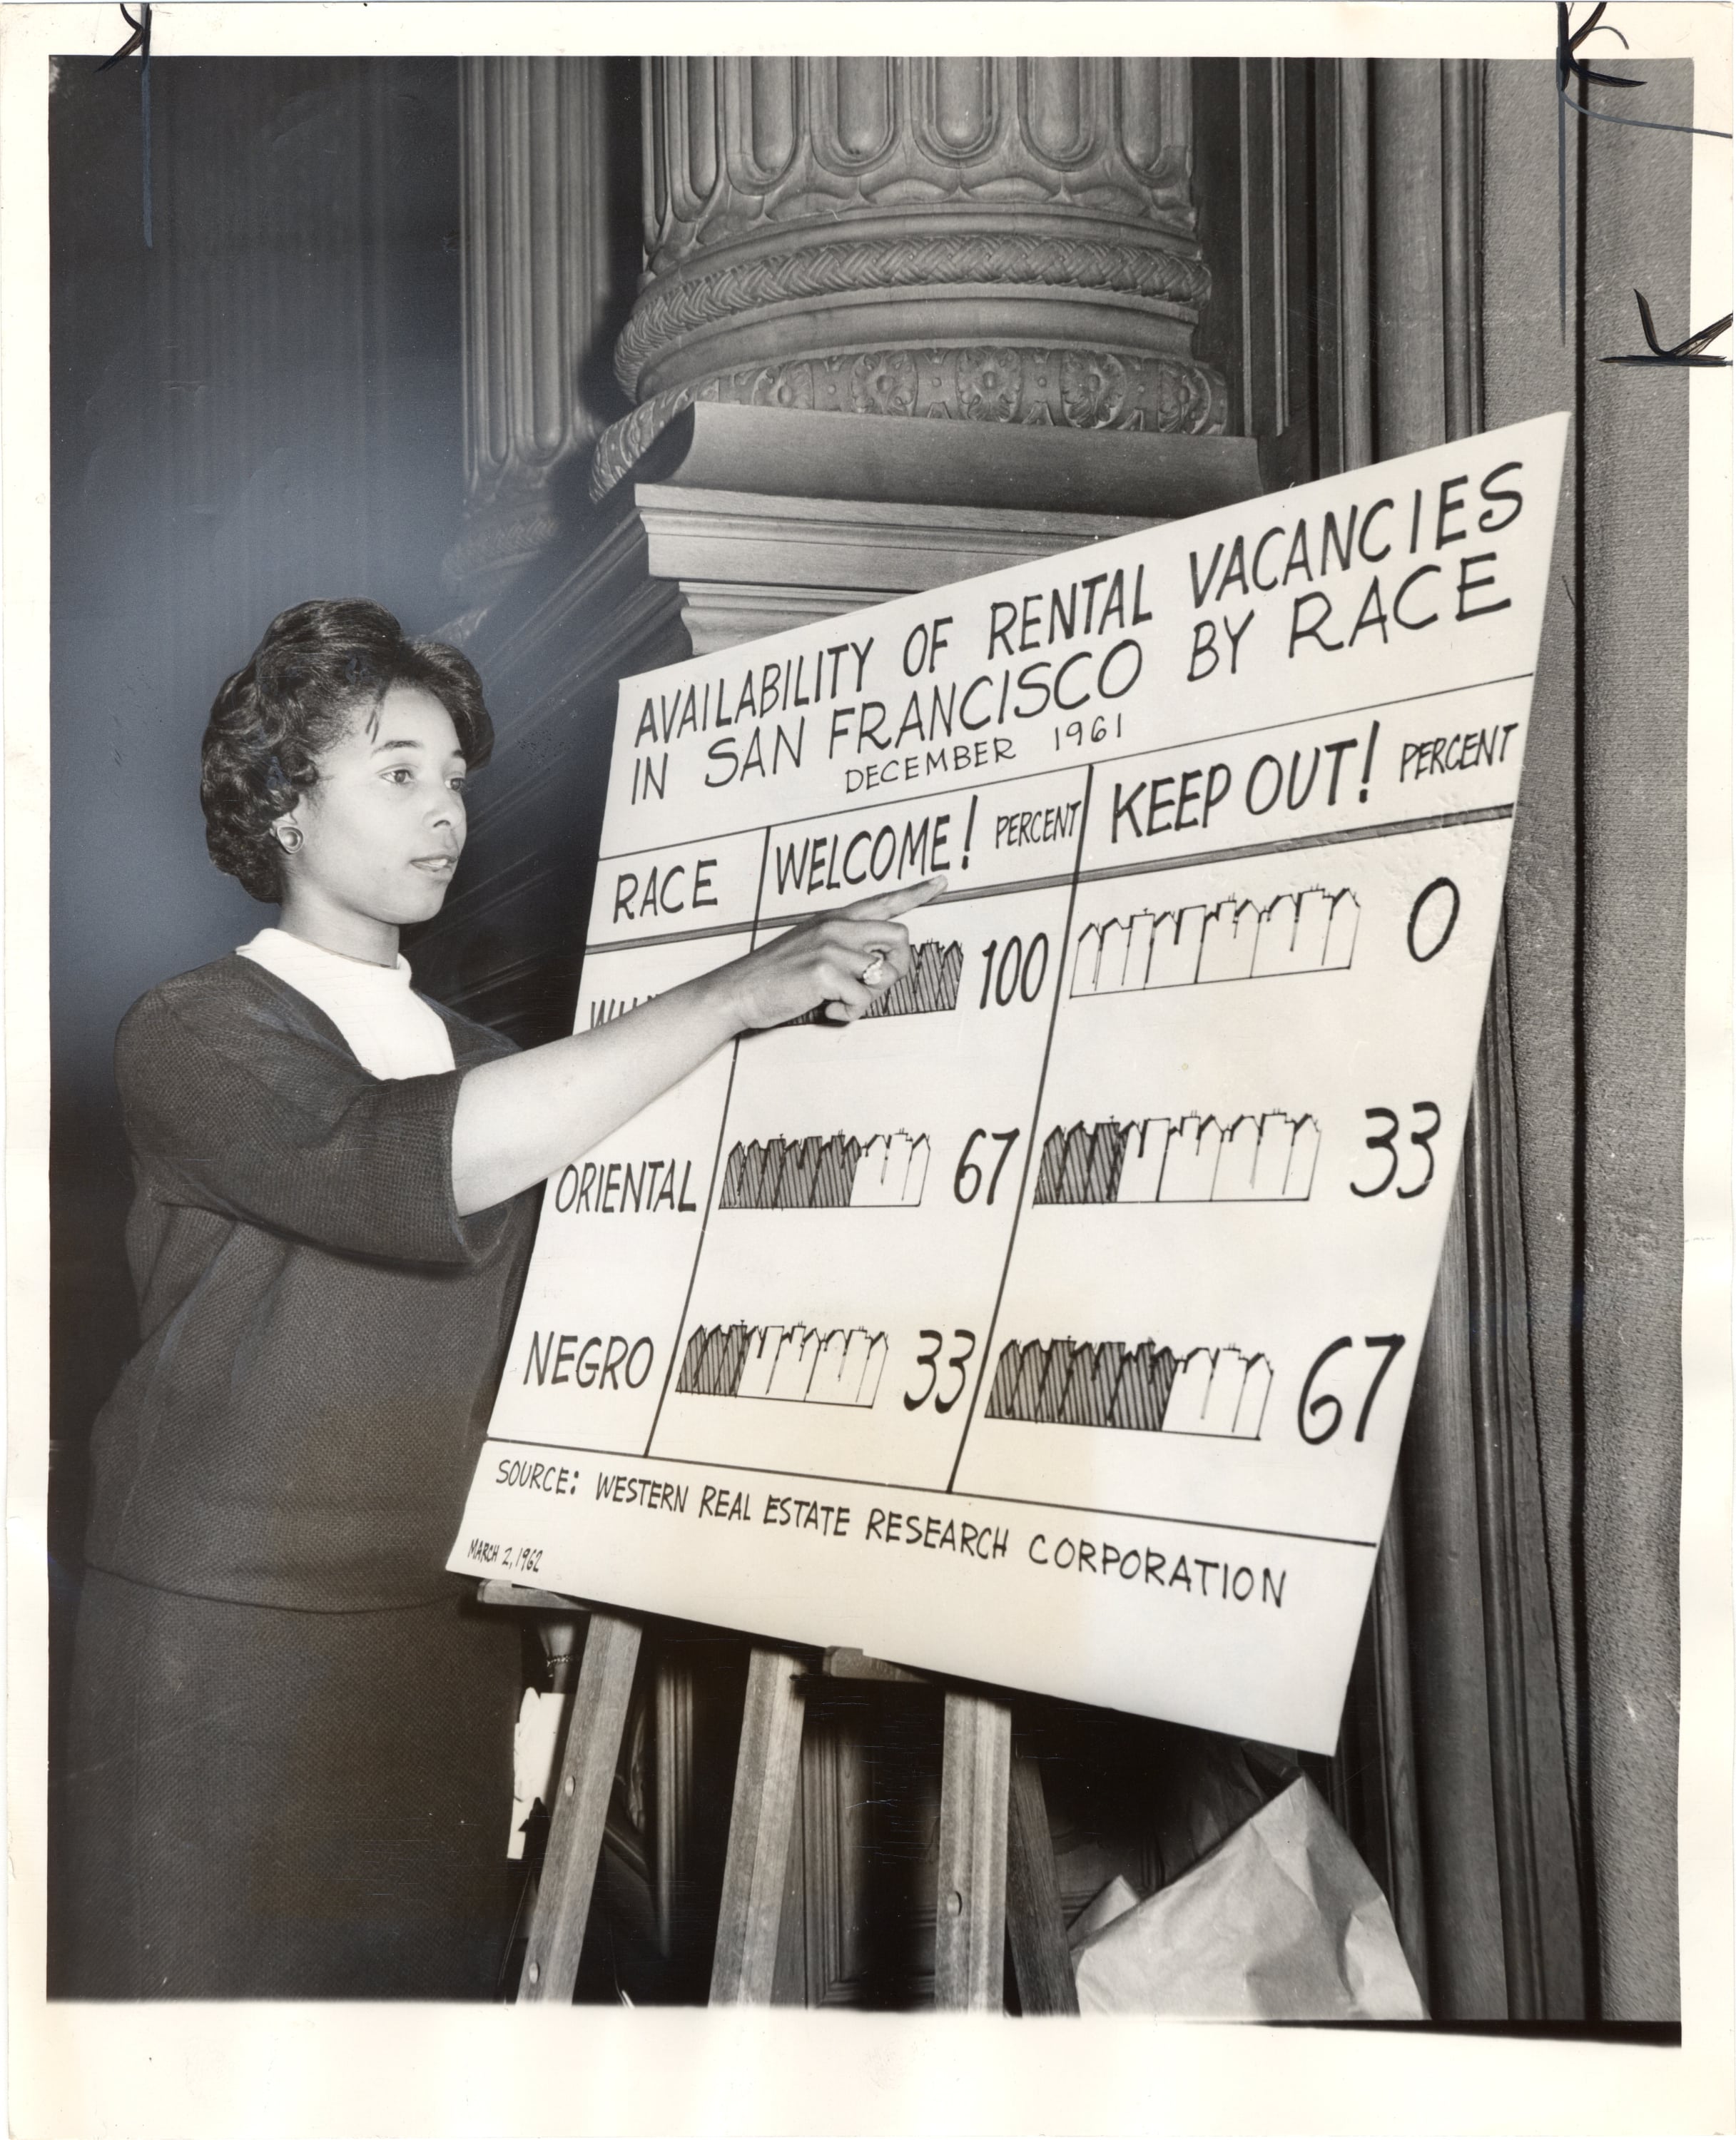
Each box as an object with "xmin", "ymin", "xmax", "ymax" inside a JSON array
[
  {"xmin": 719, "ymin": 875, "xmax": 949, "ymax": 1031},
  {"xmin": 452, "ymin": 877, "xmax": 950, "ymax": 1214}
]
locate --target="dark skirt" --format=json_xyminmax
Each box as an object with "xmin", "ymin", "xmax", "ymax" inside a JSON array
[{"xmin": 62, "ymin": 1570, "xmax": 522, "ymax": 1999}]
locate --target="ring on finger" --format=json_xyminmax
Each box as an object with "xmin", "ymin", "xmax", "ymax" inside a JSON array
[{"xmin": 859, "ymin": 948, "xmax": 888, "ymax": 985}]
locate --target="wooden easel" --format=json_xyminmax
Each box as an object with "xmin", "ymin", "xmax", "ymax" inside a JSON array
[{"xmin": 481, "ymin": 1583, "xmax": 1079, "ymax": 2013}]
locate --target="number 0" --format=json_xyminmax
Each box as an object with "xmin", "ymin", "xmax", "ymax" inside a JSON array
[{"xmin": 1407, "ymin": 877, "xmax": 1461, "ymax": 962}]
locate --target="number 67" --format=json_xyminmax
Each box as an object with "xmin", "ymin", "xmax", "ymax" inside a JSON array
[{"xmin": 1297, "ymin": 1332, "xmax": 1408, "ymax": 1444}]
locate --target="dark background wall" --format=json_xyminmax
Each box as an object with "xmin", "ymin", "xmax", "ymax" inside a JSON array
[{"xmin": 48, "ymin": 56, "xmax": 465, "ymax": 1911}]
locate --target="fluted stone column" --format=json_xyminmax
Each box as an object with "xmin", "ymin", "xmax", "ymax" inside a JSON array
[
  {"xmin": 592, "ymin": 56, "xmax": 1226, "ymax": 497},
  {"xmin": 442, "ymin": 57, "xmax": 628, "ymax": 607}
]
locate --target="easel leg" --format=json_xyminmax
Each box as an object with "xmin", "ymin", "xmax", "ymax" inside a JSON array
[
  {"xmin": 519, "ymin": 1611, "xmax": 643, "ymax": 2002},
  {"xmin": 935, "ymin": 1689, "xmax": 1011, "ymax": 2012},
  {"xmin": 1005, "ymin": 1750, "xmax": 1080, "ymax": 2015},
  {"xmin": 709, "ymin": 1645, "xmax": 806, "ymax": 2004}
]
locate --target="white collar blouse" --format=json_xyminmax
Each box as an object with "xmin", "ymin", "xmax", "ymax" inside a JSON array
[{"xmin": 237, "ymin": 926, "xmax": 457, "ymax": 1081}]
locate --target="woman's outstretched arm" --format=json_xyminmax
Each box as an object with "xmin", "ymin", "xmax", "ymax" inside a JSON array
[{"xmin": 450, "ymin": 878, "xmax": 943, "ymax": 1214}]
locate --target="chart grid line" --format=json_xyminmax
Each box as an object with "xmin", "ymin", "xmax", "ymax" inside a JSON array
[
  {"xmin": 584, "ymin": 915, "xmax": 761, "ymax": 958},
  {"xmin": 1073, "ymin": 804, "xmax": 1514, "ymax": 890},
  {"xmin": 943, "ymin": 764, "xmax": 1095, "ymax": 1494},
  {"xmin": 477, "ymin": 1436, "xmax": 1381, "ymax": 1551},
  {"xmin": 640, "ymin": 826, "xmax": 771, "ymax": 1457},
  {"xmin": 584, "ymin": 803, "xmax": 1513, "ymax": 957}
]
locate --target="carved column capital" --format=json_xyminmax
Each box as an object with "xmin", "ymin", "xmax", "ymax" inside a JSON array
[{"xmin": 594, "ymin": 57, "xmax": 1226, "ymax": 497}]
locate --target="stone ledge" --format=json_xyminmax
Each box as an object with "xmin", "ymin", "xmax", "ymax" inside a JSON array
[
  {"xmin": 624, "ymin": 401, "xmax": 1263, "ymax": 521},
  {"xmin": 636, "ymin": 483, "xmax": 1157, "ymax": 594}
]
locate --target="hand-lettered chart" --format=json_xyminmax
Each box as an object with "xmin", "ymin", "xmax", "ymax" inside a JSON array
[{"xmin": 450, "ymin": 414, "xmax": 1568, "ymax": 1751}]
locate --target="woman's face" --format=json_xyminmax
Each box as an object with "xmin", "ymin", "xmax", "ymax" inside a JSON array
[{"xmin": 280, "ymin": 682, "xmax": 469, "ymax": 932}]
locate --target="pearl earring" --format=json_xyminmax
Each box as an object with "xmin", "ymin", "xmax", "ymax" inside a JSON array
[{"xmin": 277, "ymin": 825, "xmax": 304, "ymax": 854}]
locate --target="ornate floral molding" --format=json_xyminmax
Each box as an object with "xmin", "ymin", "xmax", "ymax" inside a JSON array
[
  {"xmin": 614, "ymin": 230, "xmax": 1212, "ymax": 397},
  {"xmin": 591, "ymin": 344, "xmax": 1225, "ymax": 500}
]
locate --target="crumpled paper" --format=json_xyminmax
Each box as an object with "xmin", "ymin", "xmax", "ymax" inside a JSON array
[
  {"xmin": 509, "ymin": 1687, "xmax": 567, "ymax": 1860},
  {"xmin": 1070, "ymin": 1775, "xmax": 1426, "ymax": 2020}
]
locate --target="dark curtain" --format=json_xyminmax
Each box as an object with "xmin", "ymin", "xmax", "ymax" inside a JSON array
[
  {"xmin": 1353, "ymin": 55, "xmax": 1687, "ymax": 2025},
  {"xmin": 1482, "ymin": 60, "xmax": 1689, "ymax": 2022}
]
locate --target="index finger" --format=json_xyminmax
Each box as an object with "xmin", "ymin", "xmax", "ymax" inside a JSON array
[{"xmin": 842, "ymin": 874, "xmax": 949, "ymax": 923}]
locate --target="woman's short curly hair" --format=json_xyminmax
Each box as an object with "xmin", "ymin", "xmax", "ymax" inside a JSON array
[{"xmin": 200, "ymin": 598, "xmax": 494, "ymax": 903}]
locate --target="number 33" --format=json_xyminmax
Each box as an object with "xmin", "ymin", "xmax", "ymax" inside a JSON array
[
  {"xmin": 1351, "ymin": 1102, "xmax": 1442, "ymax": 1199},
  {"xmin": 905, "ymin": 1329, "xmax": 978, "ymax": 1414}
]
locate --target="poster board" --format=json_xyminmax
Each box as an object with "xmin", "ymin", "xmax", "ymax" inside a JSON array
[{"xmin": 450, "ymin": 412, "xmax": 1567, "ymax": 1754}]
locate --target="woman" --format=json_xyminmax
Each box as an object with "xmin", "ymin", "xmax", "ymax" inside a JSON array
[{"xmin": 64, "ymin": 597, "xmax": 935, "ymax": 1999}]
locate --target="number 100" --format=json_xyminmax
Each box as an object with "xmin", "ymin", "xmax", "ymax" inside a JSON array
[{"xmin": 978, "ymin": 934, "xmax": 1050, "ymax": 1009}]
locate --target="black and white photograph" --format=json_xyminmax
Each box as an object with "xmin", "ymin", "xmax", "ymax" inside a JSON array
[{"xmin": 6, "ymin": 4, "xmax": 1732, "ymax": 2134}]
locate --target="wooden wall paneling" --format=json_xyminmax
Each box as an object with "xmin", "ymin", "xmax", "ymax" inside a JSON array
[
  {"xmin": 1189, "ymin": 59, "xmax": 1247, "ymax": 434},
  {"xmin": 1242, "ymin": 49, "xmax": 1586, "ymax": 2027},
  {"xmin": 1318, "ymin": 57, "xmax": 1374, "ymax": 477},
  {"xmin": 1198, "ymin": 56, "xmax": 1319, "ymax": 470},
  {"xmin": 1337, "ymin": 60, "xmax": 1374, "ymax": 470},
  {"xmin": 1491, "ymin": 935, "xmax": 1589, "ymax": 2020},
  {"xmin": 1465, "ymin": 1013, "xmax": 1543, "ymax": 2022},
  {"xmin": 1314, "ymin": 56, "xmax": 1431, "ymax": 1990},
  {"xmin": 798, "ymin": 1703, "xmax": 874, "ymax": 2004},
  {"xmin": 1573, "ymin": 59, "xmax": 1691, "ymax": 2027},
  {"xmin": 1304, "ymin": 59, "xmax": 1347, "ymax": 480},
  {"xmin": 1380, "ymin": 56, "xmax": 1582, "ymax": 2020},
  {"xmin": 1371, "ymin": 53, "xmax": 1565, "ymax": 2022},
  {"xmin": 1279, "ymin": 58, "xmax": 1319, "ymax": 465},
  {"xmin": 776, "ymin": 1685, "xmax": 940, "ymax": 2009},
  {"xmin": 1401, "ymin": 1186, "xmax": 1512, "ymax": 2016},
  {"xmin": 1337, "ymin": 1510, "xmax": 1432, "ymax": 2005},
  {"xmin": 1371, "ymin": 59, "xmax": 1449, "ymax": 457},
  {"xmin": 1237, "ymin": 59, "xmax": 1286, "ymax": 441},
  {"xmin": 1439, "ymin": 59, "xmax": 1483, "ymax": 442},
  {"xmin": 1467, "ymin": 945, "xmax": 1588, "ymax": 2017},
  {"xmin": 934, "ymin": 1692, "xmax": 1012, "ymax": 2012},
  {"xmin": 1368, "ymin": 1513, "xmax": 1431, "ymax": 2000}
]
